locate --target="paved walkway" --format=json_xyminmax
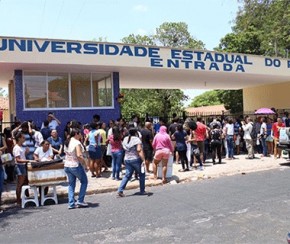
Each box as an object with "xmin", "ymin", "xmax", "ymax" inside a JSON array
[{"xmin": 2, "ymin": 154, "xmax": 290, "ymax": 206}]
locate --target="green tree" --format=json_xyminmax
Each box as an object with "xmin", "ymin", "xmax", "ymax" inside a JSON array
[
  {"xmin": 217, "ymin": 90, "xmax": 243, "ymax": 113},
  {"xmin": 121, "ymin": 34, "xmax": 156, "ymax": 46},
  {"xmin": 189, "ymin": 90, "xmax": 243, "ymax": 113},
  {"xmin": 155, "ymin": 22, "xmax": 205, "ymax": 49},
  {"xmin": 214, "ymin": 0, "xmax": 289, "ymax": 113},
  {"xmin": 217, "ymin": 0, "xmax": 290, "ymax": 57},
  {"xmin": 189, "ymin": 90, "xmax": 221, "ymax": 107},
  {"xmin": 120, "ymin": 89, "xmax": 188, "ymax": 120},
  {"xmin": 120, "ymin": 22, "xmax": 204, "ymax": 119}
]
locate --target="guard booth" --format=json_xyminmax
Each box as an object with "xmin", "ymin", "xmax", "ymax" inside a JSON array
[{"xmin": 0, "ymin": 36, "xmax": 289, "ymax": 135}]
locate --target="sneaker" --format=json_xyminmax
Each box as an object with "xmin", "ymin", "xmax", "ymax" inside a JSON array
[
  {"xmin": 68, "ymin": 205, "xmax": 75, "ymax": 210},
  {"xmin": 76, "ymin": 201, "xmax": 88, "ymax": 207},
  {"xmin": 117, "ymin": 192, "xmax": 125, "ymax": 197},
  {"xmin": 199, "ymin": 166, "xmax": 204, "ymax": 171}
]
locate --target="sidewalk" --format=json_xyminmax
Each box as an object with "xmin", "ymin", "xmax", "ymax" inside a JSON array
[{"xmin": 2, "ymin": 154, "xmax": 289, "ymax": 205}]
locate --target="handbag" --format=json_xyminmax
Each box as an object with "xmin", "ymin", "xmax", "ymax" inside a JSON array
[{"xmin": 1, "ymin": 153, "xmax": 13, "ymax": 163}]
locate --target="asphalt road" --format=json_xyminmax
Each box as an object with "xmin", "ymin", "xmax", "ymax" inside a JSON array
[{"xmin": 1, "ymin": 168, "xmax": 290, "ymax": 244}]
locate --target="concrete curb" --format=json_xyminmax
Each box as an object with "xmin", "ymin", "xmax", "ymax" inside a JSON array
[{"xmin": 2, "ymin": 156, "xmax": 286, "ymax": 206}]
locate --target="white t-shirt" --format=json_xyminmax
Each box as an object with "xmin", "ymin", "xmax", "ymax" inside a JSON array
[
  {"xmin": 41, "ymin": 120, "xmax": 59, "ymax": 130},
  {"xmin": 225, "ymin": 123, "xmax": 234, "ymax": 136},
  {"xmin": 33, "ymin": 130, "xmax": 44, "ymax": 147},
  {"xmin": 13, "ymin": 144, "xmax": 26, "ymax": 163},
  {"xmin": 64, "ymin": 138, "xmax": 81, "ymax": 167},
  {"xmin": 260, "ymin": 122, "xmax": 267, "ymax": 135},
  {"xmin": 34, "ymin": 147, "xmax": 53, "ymax": 161}
]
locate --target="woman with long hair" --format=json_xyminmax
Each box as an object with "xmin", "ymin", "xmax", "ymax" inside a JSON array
[
  {"xmin": 117, "ymin": 128, "xmax": 145, "ymax": 197},
  {"xmin": 107, "ymin": 126, "xmax": 123, "ymax": 180},
  {"xmin": 64, "ymin": 128, "xmax": 88, "ymax": 209},
  {"xmin": 12, "ymin": 131, "xmax": 31, "ymax": 206}
]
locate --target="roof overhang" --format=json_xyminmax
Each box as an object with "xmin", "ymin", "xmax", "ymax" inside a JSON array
[{"xmin": 0, "ymin": 36, "xmax": 289, "ymax": 89}]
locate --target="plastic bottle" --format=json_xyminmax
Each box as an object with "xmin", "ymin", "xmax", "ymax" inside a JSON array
[{"xmin": 141, "ymin": 164, "xmax": 145, "ymax": 174}]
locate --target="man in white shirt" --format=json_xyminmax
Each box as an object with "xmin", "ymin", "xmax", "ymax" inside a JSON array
[
  {"xmin": 41, "ymin": 112, "xmax": 61, "ymax": 130},
  {"xmin": 224, "ymin": 118, "xmax": 235, "ymax": 159},
  {"xmin": 242, "ymin": 117, "xmax": 254, "ymax": 159}
]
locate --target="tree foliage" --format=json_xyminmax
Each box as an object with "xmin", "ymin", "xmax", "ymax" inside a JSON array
[
  {"xmin": 217, "ymin": 0, "xmax": 290, "ymax": 57},
  {"xmin": 216, "ymin": 90, "xmax": 243, "ymax": 113},
  {"xmin": 189, "ymin": 90, "xmax": 221, "ymax": 107},
  {"xmin": 154, "ymin": 22, "xmax": 205, "ymax": 49},
  {"xmin": 189, "ymin": 90, "xmax": 243, "ymax": 114},
  {"xmin": 211, "ymin": 0, "xmax": 290, "ymax": 113},
  {"xmin": 120, "ymin": 89, "xmax": 188, "ymax": 120},
  {"xmin": 120, "ymin": 22, "xmax": 205, "ymax": 119}
]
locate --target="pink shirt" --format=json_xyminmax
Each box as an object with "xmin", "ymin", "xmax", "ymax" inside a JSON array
[
  {"xmin": 108, "ymin": 134, "xmax": 123, "ymax": 152},
  {"xmin": 152, "ymin": 126, "xmax": 174, "ymax": 152}
]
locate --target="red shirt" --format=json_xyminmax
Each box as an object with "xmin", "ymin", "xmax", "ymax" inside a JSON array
[
  {"xmin": 272, "ymin": 122, "xmax": 285, "ymax": 139},
  {"xmin": 195, "ymin": 122, "xmax": 207, "ymax": 141}
]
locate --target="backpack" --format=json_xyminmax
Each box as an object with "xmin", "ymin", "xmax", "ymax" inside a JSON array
[
  {"xmin": 250, "ymin": 123, "xmax": 257, "ymax": 140},
  {"xmin": 211, "ymin": 129, "xmax": 221, "ymax": 141}
]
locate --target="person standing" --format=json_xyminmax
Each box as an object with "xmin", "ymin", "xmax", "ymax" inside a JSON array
[
  {"xmin": 0, "ymin": 133, "xmax": 7, "ymax": 211},
  {"xmin": 86, "ymin": 122, "xmax": 102, "ymax": 178},
  {"xmin": 172, "ymin": 124, "xmax": 189, "ymax": 171},
  {"xmin": 266, "ymin": 118, "xmax": 274, "ymax": 155},
  {"xmin": 242, "ymin": 117, "xmax": 254, "ymax": 159},
  {"xmin": 225, "ymin": 118, "xmax": 235, "ymax": 160},
  {"xmin": 210, "ymin": 124, "xmax": 222, "ymax": 164},
  {"xmin": 168, "ymin": 117, "xmax": 180, "ymax": 164},
  {"xmin": 141, "ymin": 122, "xmax": 154, "ymax": 173},
  {"xmin": 107, "ymin": 126, "xmax": 123, "ymax": 180},
  {"xmin": 195, "ymin": 117, "xmax": 208, "ymax": 165},
  {"xmin": 272, "ymin": 117, "xmax": 285, "ymax": 159},
  {"xmin": 64, "ymin": 128, "xmax": 88, "ymax": 209},
  {"xmin": 234, "ymin": 118, "xmax": 242, "ymax": 155},
  {"xmin": 13, "ymin": 132, "xmax": 31, "ymax": 206},
  {"xmin": 260, "ymin": 117, "xmax": 268, "ymax": 157},
  {"xmin": 117, "ymin": 128, "xmax": 146, "ymax": 197},
  {"xmin": 12, "ymin": 121, "xmax": 36, "ymax": 160},
  {"xmin": 151, "ymin": 126, "xmax": 174, "ymax": 184},
  {"xmin": 97, "ymin": 122, "xmax": 108, "ymax": 172}
]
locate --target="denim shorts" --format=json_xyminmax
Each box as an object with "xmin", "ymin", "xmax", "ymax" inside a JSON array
[
  {"xmin": 88, "ymin": 145, "xmax": 102, "ymax": 160},
  {"xmin": 15, "ymin": 164, "xmax": 27, "ymax": 176}
]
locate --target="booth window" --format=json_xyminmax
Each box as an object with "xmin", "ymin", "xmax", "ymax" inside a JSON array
[
  {"xmin": 48, "ymin": 73, "xmax": 69, "ymax": 108},
  {"xmin": 23, "ymin": 71, "xmax": 113, "ymax": 109},
  {"xmin": 24, "ymin": 72, "xmax": 47, "ymax": 108}
]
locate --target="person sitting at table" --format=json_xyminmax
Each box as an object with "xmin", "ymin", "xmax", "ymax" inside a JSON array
[
  {"xmin": 33, "ymin": 140, "xmax": 53, "ymax": 162},
  {"xmin": 47, "ymin": 129, "xmax": 63, "ymax": 158}
]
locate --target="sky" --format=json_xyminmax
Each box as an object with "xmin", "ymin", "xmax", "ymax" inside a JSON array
[{"xmin": 0, "ymin": 0, "xmax": 240, "ymax": 103}]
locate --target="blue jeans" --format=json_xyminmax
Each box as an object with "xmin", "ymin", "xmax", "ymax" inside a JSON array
[
  {"xmin": 226, "ymin": 135, "xmax": 234, "ymax": 158},
  {"xmin": 64, "ymin": 164, "xmax": 88, "ymax": 207},
  {"xmin": 118, "ymin": 158, "xmax": 145, "ymax": 193},
  {"xmin": 261, "ymin": 137, "xmax": 268, "ymax": 156},
  {"xmin": 111, "ymin": 150, "xmax": 123, "ymax": 179},
  {"xmin": 0, "ymin": 166, "xmax": 4, "ymax": 201}
]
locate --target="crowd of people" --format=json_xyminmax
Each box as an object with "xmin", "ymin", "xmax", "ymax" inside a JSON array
[{"xmin": 0, "ymin": 110, "xmax": 289, "ymax": 211}]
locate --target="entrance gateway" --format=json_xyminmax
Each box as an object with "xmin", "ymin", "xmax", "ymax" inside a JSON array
[{"xmin": 0, "ymin": 36, "xmax": 289, "ymax": 133}]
